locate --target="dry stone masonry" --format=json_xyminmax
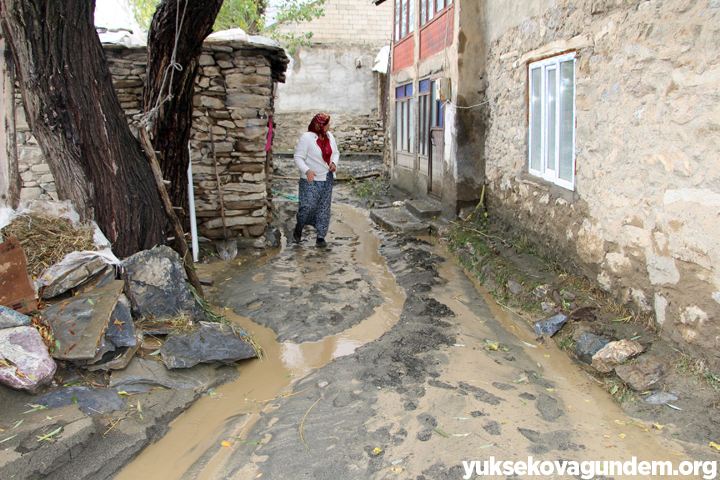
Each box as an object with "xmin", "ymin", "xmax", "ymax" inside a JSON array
[
  {"xmin": 16, "ymin": 36, "xmax": 289, "ymax": 246},
  {"xmin": 482, "ymin": 0, "xmax": 720, "ymax": 366}
]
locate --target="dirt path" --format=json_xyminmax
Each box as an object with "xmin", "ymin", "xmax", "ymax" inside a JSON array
[{"xmin": 115, "ymin": 197, "xmax": 714, "ymax": 479}]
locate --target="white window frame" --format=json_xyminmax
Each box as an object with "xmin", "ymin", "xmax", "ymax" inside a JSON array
[
  {"xmin": 396, "ymin": 82, "xmax": 414, "ymax": 154},
  {"xmin": 528, "ymin": 52, "xmax": 576, "ymax": 191}
]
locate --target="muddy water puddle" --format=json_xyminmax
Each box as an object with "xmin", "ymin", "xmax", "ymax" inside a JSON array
[
  {"xmin": 116, "ymin": 204, "xmax": 404, "ymax": 480},
  {"xmin": 418, "ymin": 250, "xmax": 706, "ymax": 478}
]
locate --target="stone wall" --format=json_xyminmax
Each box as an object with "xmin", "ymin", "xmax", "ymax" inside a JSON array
[
  {"xmin": 271, "ymin": 0, "xmax": 391, "ymax": 153},
  {"xmin": 16, "ymin": 38, "xmax": 288, "ymax": 246},
  {"xmin": 481, "ymin": 0, "xmax": 720, "ymax": 366},
  {"xmin": 273, "ymin": 0, "xmax": 393, "ymax": 44}
]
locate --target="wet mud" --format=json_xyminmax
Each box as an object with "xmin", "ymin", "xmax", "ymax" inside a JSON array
[{"xmin": 117, "ymin": 202, "xmax": 712, "ymax": 479}]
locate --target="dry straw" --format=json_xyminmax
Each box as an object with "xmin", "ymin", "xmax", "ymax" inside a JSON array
[{"xmin": 2, "ymin": 213, "xmax": 96, "ymax": 279}]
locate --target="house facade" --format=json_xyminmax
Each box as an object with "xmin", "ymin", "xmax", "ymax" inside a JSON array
[
  {"xmin": 389, "ymin": 0, "xmax": 720, "ymax": 368},
  {"xmin": 270, "ymin": 0, "xmax": 393, "ymax": 154}
]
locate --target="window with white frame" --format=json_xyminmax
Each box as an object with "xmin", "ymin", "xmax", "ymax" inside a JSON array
[
  {"xmin": 418, "ymin": 79, "xmax": 430, "ymax": 156},
  {"xmin": 396, "ymin": 83, "xmax": 414, "ymax": 153},
  {"xmin": 528, "ymin": 52, "xmax": 576, "ymax": 190}
]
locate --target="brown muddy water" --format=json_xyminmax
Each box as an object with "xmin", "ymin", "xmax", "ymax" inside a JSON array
[
  {"xmin": 116, "ymin": 204, "xmax": 405, "ymax": 480},
  {"xmin": 117, "ymin": 204, "xmax": 707, "ymax": 479}
]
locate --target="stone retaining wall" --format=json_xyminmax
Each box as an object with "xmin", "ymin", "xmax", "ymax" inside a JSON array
[
  {"xmin": 16, "ymin": 38, "xmax": 288, "ymax": 245},
  {"xmin": 273, "ymin": 112, "xmax": 384, "ymax": 154}
]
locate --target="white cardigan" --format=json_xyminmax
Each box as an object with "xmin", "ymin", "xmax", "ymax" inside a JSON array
[{"xmin": 293, "ymin": 131, "xmax": 340, "ymax": 181}]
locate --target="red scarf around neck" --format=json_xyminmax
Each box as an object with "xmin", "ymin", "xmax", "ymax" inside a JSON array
[{"xmin": 308, "ymin": 113, "xmax": 332, "ymax": 165}]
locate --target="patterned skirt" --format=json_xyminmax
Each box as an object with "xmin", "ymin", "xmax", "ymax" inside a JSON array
[{"xmin": 296, "ymin": 176, "xmax": 334, "ymax": 238}]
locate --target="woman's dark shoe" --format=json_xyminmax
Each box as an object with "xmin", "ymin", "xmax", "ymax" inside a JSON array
[
  {"xmin": 316, "ymin": 238, "xmax": 328, "ymax": 247},
  {"xmin": 293, "ymin": 226, "xmax": 302, "ymax": 243}
]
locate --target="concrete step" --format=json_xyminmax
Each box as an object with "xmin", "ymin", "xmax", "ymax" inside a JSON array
[
  {"xmin": 405, "ymin": 199, "xmax": 441, "ymax": 220},
  {"xmin": 369, "ymin": 206, "xmax": 431, "ymax": 237}
]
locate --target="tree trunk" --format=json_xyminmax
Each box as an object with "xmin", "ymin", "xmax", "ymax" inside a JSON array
[
  {"xmin": 144, "ymin": 0, "xmax": 223, "ymax": 214},
  {"xmin": 0, "ymin": 0, "xmax": 167, "ymax": 258}
]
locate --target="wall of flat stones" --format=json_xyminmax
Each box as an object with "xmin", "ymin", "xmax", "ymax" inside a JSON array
[
  {"xmin": 16, "ymin": 41, "xmax": 282, "ymax": 244},
  {"xmin": 272, "ymin": 43, "xmax": 388, "ymax": 153},
  {"xmin": 482, "ymin": 0, "xmax": 720, "ymax": 367},
  {"xmin": 273, "ymin": 112, "xmax": 384, "ymax": 154}
]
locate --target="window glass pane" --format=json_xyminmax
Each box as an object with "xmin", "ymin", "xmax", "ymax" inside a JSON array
[
  {"xmin": 405, "ymin": 83, "xmax": 413, "ymax": 97},
  {"xmin": 447, "ymin": 0, "xmax": 452, "ymax": 5},
  {"xmin": 408, "ymin": 0, "xmax": 414, "ymax": 33},
  {"xmin": 396, "ymin": 86, "xmax": 405, "ymax": 99},
  {"xmin": 431, "ymin": 83, "xmax": 436, "ymax": 126},
  {"xmin": 546, "ymin": 67, "xmax": 557, "ymax": 173},
  {"xmin": 395, "ymin": 0, "xmax": 400, "ymax": 41},
  {"xmin": 436, "ymin": 0, "xmax": 443, "ymax": 13},
  {"xmin": 419, "ymin": 78, "xmax": 430, "ymax": 93},
  {"xmin": 402, "ymin": 101, "xmax": 408, "ymax": 151},
  {"xmin": 559, "ymin": 60, "xmax": 575, "ymax": 182},
  {"xmin": 396, "ymin": 100, "xmax": 402, "ymax": 151},
  {"xmin": 421, "ymin": 0, "xmax": 426, "ymax": 25},
  {"xmin": 401, "ymin": 0, "xmax": 407, "ymax": 38},
  {"xmin": 530, "ymin": 67, "xmax": 542, "ymax": 172},
  {"xmin": 409, "ymin": 98, "xmax": 415, "ymax": 153},
  {"xmin": 428, "ymin": 0, "xmax": 434, "ymax": 21}
]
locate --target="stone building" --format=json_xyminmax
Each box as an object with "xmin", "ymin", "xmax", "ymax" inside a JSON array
[
  {"xmin": 10, "ymin": 31, "xmax": 288, "ymax": 247},
  {"xmin": 270, "ymin": 0, "xmax": 393, "ymax": 154},
  {"xmin": 386, "ymin": 0, "xmax": 720, "ymax": 368}
]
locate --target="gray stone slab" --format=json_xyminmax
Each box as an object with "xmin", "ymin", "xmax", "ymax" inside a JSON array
[
  {"xmin": 121, "ymin": 246, "xmax": 205, "ymax": 322},
  {"xmin": 370, "ymin": 207, "xmax": 431, "ymax": 236},
  {"xmin": 105, "ymin": 295, "xmax": 136, "ymax": 348},
  {"xmin": 161, "ymin": 321, "xmax": 257, "ymax": 369},
  {"xmin": 0, "ymin": 305, "xmax": 31, "ymax": 329},
  {"xmin": 109, "ymin": 357, "xmax": 239, "ymax": 393},
  {"xmin": 45, "ymin": 280, "xmax": 124, "ymax": 361},
  {"xmin": 533, "ymin": 313, "xmax": 568, "ymax": 336},
  {"xmin": 35, "ymin": 386, "xmax": 126, "ymax": 414},
  {"xmin": 42, "ymin": 256, "xmax": 109, "ymax": 299},
  {"xmin": 405, "ymin": 199, "xmax": 441, "ymax": 220}
]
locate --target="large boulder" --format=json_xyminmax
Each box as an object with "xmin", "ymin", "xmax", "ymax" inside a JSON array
[
  {"xmin": 121, "ymin": 246, "xmax": 205, "ymax": 321},
  {"xmin": 161, "ymin": 321, "xmax": 257, "ymax": 369},
  {"xmin": 0, "ymin": 326, "xmax": 56, "ymax": 394}
]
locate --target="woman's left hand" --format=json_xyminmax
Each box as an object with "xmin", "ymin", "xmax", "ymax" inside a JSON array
[{"xmin": 329, "ymin": 162, "xmax": 337, "ymax": 173}]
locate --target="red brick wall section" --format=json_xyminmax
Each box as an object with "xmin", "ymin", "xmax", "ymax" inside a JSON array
[
  {"xmin": 393, "ymin": 36, "xmax": 414, "ymax": 72},
  {"xmin": 420, "ymin": 7, "xmax": 453, "ymax": 60}
]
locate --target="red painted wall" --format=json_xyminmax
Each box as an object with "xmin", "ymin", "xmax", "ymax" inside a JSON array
[
  {"xmin": 420, "ymin": 7, "xmax": 453, "ymax": 60},
  {"xmin": 393, "ymin": 36, "xmax": 414, "ymax": 72}
]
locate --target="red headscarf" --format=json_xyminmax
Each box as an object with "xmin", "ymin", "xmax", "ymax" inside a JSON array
[{"xmin": 308, "ymin": 113, "xmax": 332, "ymax": 165}]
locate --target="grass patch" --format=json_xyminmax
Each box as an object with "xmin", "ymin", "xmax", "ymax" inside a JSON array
[
  {"xmin": 352, "ymin": 178, "xmax": 387, "ymax": 201},
  {"xmin": 673, "ymin": 349, "xmax": 720, "ymax": 393}
]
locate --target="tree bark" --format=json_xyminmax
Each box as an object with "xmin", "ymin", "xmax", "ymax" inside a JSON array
[
  {"xmin": 144, "ymin": 0, "xmax": 224, "ymax": 214},
  {"xmin": 0, "ymin": 0, "xmax": 167, "ymax": 258}
]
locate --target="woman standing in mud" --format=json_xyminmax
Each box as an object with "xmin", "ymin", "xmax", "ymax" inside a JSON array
[{"xmin": 292, "ymin": 113, "xmax": 339, "ymax": 247}]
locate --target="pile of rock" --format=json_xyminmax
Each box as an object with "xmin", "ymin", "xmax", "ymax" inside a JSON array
[
  {"xmin": 0, "ymin": 244, "xmax": 258, "ymax": 404},
  {"xmin": 528, "ymin": 283, "xmax": 671, "ymax": 401}
]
